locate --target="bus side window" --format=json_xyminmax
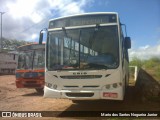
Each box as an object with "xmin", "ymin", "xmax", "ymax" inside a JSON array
[{"xmin": 38, "ymin": 51, "xmax": 45, "ymax": 67}]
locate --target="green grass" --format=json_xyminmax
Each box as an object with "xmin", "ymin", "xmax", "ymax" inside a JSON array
[{"xmin": 130, "ymin": 57, "xmax": 160, "ymax": 82}]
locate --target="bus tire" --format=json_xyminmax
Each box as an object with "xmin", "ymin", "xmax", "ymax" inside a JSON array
[{"xmin": 35, "ymin": 88, "xmax": 44, "ymax": 94}]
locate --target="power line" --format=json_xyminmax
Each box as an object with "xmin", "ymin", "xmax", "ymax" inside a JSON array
[{"xmin": 20, "ymin": 10, "xmax": 60, "ymax": 33}]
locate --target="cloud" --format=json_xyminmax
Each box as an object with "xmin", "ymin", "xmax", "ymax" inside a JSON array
[
  {"xmin": 139, "ymin": 45, "xmax": 150, "ymax": 50},
  {"xmin": 1, "ymin": 0, "xmax": 93, "ymax": 41},
  {"xmin": 129, "ymin": 44, "xmax": 160, "ymax": 60},
  {"xmin": 6, "ymin": 0, "xmax": 41, "ymax": 22}
]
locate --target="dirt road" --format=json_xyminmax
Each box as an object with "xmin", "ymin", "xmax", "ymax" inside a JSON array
[{"xmin": 0, "ymin": 75, "xmax": 160, "ymax": 118}]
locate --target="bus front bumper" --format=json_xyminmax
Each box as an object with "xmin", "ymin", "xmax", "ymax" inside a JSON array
[
  {"xmin": 44, "ymin": 86, "xmax": 124, "ymax": 100},
  {"xmin": 16, "ymin": 79, "xmax": 44, "ymax": 88}
]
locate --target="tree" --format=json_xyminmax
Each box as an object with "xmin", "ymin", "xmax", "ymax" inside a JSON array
[
  {"xmin": 129, "ymin": 57, "xmax": 143, "ymax": 68},
  {"xmin": 2, "ymin": 38, "xmax": 33, "ymax": 51}
]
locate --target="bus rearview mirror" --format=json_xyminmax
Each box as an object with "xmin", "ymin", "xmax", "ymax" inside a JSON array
[
  {"xmin": 125, "ymin": 37, "xmax": 131, "ymax": 49},
  {"xmin": 39, "ymin": 28, "xmax": 47, "ymax": 44}
]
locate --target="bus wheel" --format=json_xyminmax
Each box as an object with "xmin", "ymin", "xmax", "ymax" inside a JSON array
[{"xmin": 35, "ymin": 88, "xmax": 44, "ymax": 94}]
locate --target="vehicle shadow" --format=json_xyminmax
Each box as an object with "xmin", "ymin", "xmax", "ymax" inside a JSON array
[
  {"xmin": 58, "ymin": 85, "xmax": 160, "ymax": 117},
  {"xmin": 22, "ymin": 92, "xmax": 43, "ymax": 96},
  {"xmin": 135, "ymin": 68, "xmax": 160, "ymax": 102}
]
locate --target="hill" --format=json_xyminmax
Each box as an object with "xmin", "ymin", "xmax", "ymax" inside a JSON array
[
  {"xmin": 130, "ymin": 57, "xmax": 160, "ymax": 82},
  {"xmin": 1, "ymin": 38, "xmax": 33, "ymax": 51}
]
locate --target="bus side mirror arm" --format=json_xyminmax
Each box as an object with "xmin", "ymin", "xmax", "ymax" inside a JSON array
[
  {"xmin": 39, "ymin": 30, "xmax": 43, "ymax": 44},
  {"xmin": 39, "ymin": 28, "xmax": 47, "ymax": 44},
  {"xmin": 125, "ymin": 37, "xmax": 131, "ymax": 49}
]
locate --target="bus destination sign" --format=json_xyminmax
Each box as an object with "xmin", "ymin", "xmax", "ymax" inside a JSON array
[{"xmin": 49, "ymin": 14, "xmax": 117, "ymax": 29}]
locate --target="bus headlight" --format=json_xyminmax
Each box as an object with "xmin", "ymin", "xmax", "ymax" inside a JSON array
[
  {"xmin": 45, "ymin": 82, "xmax": 57, "ymax": 89},
  {"xmin": 53, "ymin": 84, "xmax": 57, "ymax": 89},
  {"xmin": 103, "ymin": 82, "xmax": 122, "ymax": 90},
  {"xmin": 45, "ymin": 82, "xmax": 52, "ymax": 88},
  {"xmin": 113, "ymin": 83, "xmax": 118, "ymax": 88},
  {"xmin": 119, "ymin": 83, "xmax": 122, "ymax": 86},
  {"xmin": 105, "ymin": 84, "xmax": 110, "ymax": 89}
]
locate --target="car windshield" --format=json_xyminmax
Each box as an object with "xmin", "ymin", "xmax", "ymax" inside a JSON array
[
  {"xmin": 47, "ymin": 25, "xmax": 119, "ymax": 70},
  {"xmin": 17, "ymin": 49, "xmax": 45, "ymax": 70}
]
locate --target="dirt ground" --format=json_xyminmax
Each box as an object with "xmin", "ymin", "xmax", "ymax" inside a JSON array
[{"xmin": 0, "ymin": 75, "xmax": 160, "ymax": 119}]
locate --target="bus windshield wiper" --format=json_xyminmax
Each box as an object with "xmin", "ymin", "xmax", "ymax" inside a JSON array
[
  {"xmin": 89, "ymin": 24, "xmax": 100, "ymax": 48},
  {"xmin": 88, "ymin": 63, "xmax": 108, "ymax": 69},
  {"xmin": 86, "ymin": 24, "xmax": 100, "ymax": 60},
  {"xmin": 62, "ymin": 27, "xmax": 73, "ymax": 66}
]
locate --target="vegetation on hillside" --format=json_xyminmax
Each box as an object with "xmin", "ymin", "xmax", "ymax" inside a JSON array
[
  {"xmin": 130, "ymin": 57, "xmax": 160, "ymax": 80},
  {"xmin": 1, "ymin": 38, "xmax": 33, "ymax": 51}
]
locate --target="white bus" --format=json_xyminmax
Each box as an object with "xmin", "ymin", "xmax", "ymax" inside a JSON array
[{"xmin": 40, "ymin": 12, "xmax": 131, "ymax": 102}]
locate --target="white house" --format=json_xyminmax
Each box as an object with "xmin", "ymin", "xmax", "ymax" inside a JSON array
[{"xmin": 0, "ymin": 52, "xmax": 18, "ymax": 74}]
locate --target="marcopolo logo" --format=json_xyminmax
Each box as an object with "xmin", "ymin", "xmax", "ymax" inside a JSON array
[{"xmin": 2, "ymin": 112, "xmax": 11, "ymax": 117}]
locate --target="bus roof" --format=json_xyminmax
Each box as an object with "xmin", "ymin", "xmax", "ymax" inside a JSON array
[
  {"xmin": 49, "ymin": 12, "xmax": 118, "ymax": 22},
  {"xmin": 48, "ymin": 12, "xmax": 119, "ymax": 29},
  {"xmin": 17, "ymin": 43, "xmax": 45, "ymax": 51}
]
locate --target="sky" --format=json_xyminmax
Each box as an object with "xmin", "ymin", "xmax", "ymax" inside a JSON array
[{"xmin": 0, "ymin": 0, "xmax": 160, "ymax": 60}]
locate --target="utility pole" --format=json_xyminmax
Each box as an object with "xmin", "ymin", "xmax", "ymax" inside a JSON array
[{"xmin": 0, "ymin": 12, "xmax": 5, "ymax": 51}]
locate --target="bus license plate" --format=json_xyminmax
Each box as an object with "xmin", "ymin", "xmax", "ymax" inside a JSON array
[{"xmin": 103, "ymin": 92, "xmax": 117, "ymax": 98}]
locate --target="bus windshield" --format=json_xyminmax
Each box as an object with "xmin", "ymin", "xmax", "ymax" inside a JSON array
[
  {"xmin": 17, "ymin": 49, "xmax": 45, "ymax": 70},
  {"xmin": 47, "ymin": 25, "xmax": 119, "ymax": 70}
]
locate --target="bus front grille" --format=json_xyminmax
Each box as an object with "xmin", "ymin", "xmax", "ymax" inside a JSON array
[
  {"xmin": 62, "ymin": 85, "xmax": 100, "ymax": 90},
  {"xmin": 60, "ymin": 75, "xmax": 102, "ymax": 79},
  {"xmin": 24, "ymin": 72, "xmax": 38, "ymax": 78},
  {"xmin": 65, "ymin": 93, "xmax": 94, "ymax": 97},
  {"xmin": 83, "ymin": 86, "xmax": 99, "ymax": 88}
]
